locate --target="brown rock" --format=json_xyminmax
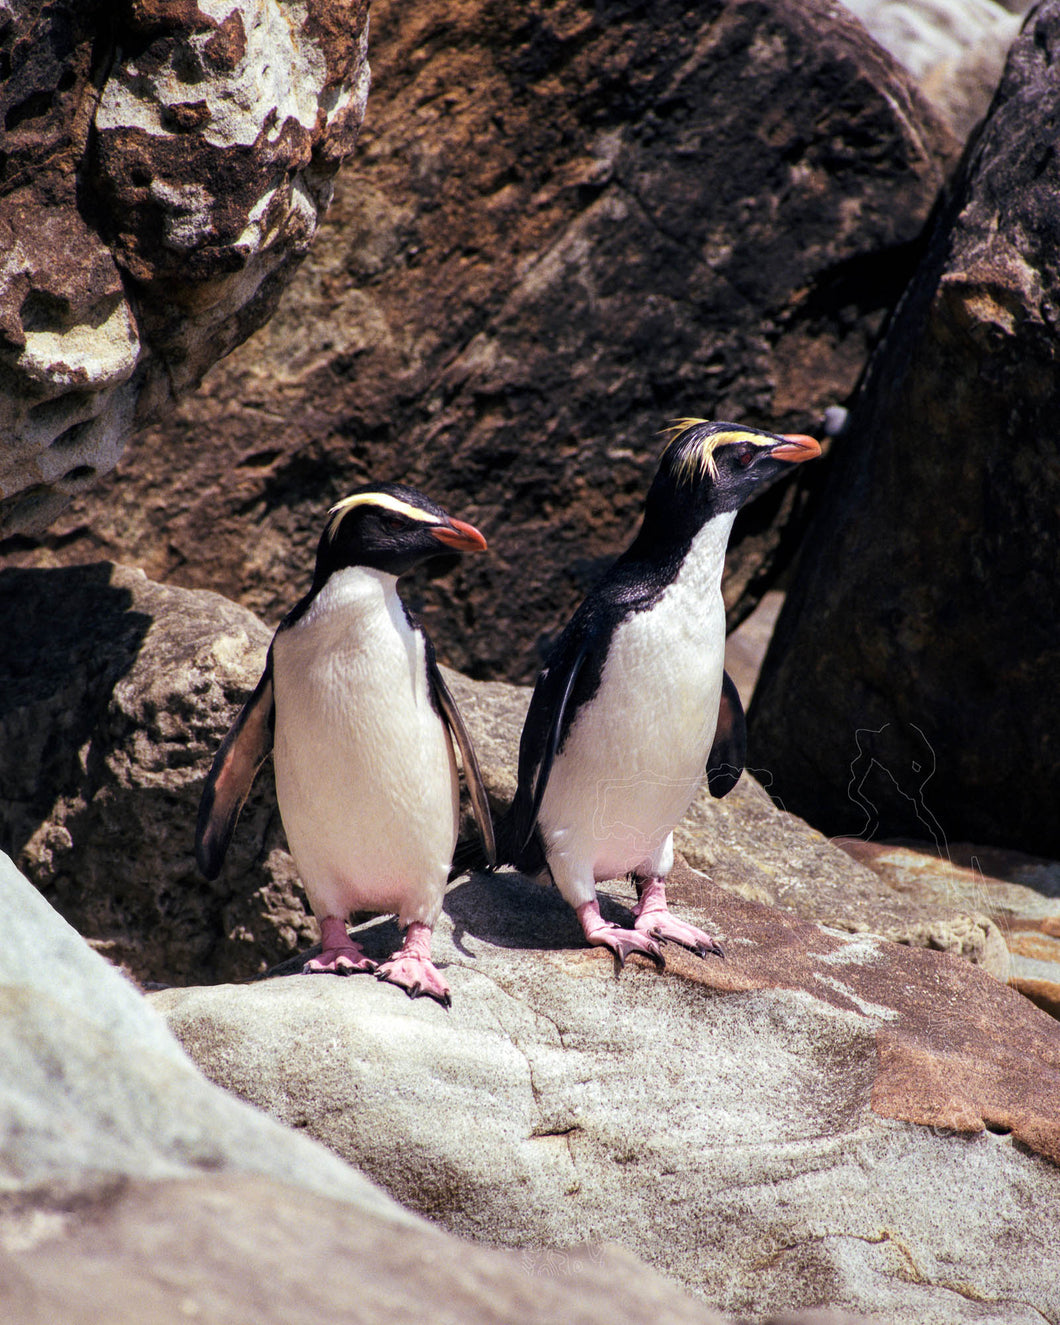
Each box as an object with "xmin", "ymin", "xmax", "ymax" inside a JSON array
[
  {"xmin": 0, "ymin": 0, "xmax": 370, "ymax": 539},
  {"xmin": 0, "ymin": 562, "xmax": 310, "ymax": 984},
  {"xmin": 5, "ymin": 0, "xmax": 956, "ymax": 682},
  {"xmin": 837, "ymin": 837, "xmax": 1060, "ymax": 1018},
  {"xmin": 749, "ymin": 0, "xmax": 1060, "ymax": 858}
]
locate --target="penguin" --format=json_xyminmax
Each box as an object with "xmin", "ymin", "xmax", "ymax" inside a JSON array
[
  {"xmin": 497, "ymin": 421, "xmax": 821, "ymax": 965},
  {"xmin": 196, "ymin": 484, "xmax": 496, "ymax": 1006}
]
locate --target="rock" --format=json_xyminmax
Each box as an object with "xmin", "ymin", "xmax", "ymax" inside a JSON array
[
  {"xmin": 0, "ymin": 0, "xmax": 370, "ymax": 539},
  {"xmin": 0, "ymin": 562, "xmax": 312, "ymax": 984},
  {"xmin": 0, "ymin": 561, "xmax": 1009, "ymax": 986},
  {"xmin": 152, "ymin": 863, "xmax": 1060, "ymax": 1323},
  {"xmin": 2, "ymin": 1174, "xmax": 733, "ymax": 1325},
  {"xmin": 842, "ymin": 0, "xmax": 1023, "ymax": 138},
  {"xmin": 0, "ymin": 849, "xmax": 734, "ymax": 1325},
  {"xmin": 5, "ymin": 0, "xmax": 957, "ymax": 683},
  {"xmin": 749, "ymin": 1, "xmax": 1060, "ymax": 860},
  {"xmin": 837, "ymin": 837, "xmax": 1060, "ymax": 1018},
  {"xmin": 0, "ymin": 848, "xmax": 403, "ymax": 1215},
  {"xmin": 723, "ymin": 589, "xmax": 784, "ymax": 703}
]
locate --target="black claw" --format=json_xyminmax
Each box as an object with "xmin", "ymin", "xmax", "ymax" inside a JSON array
[
  {"xmin": 616, "ymin": 938, "xmax": 665, "ymax": 970},
  {"xmin": 692, "ymin": 939, "xmax": 724, "ymax": 960}
]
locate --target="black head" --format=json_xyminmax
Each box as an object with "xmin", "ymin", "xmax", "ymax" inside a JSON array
[
  {"xmin": 643, "ymin": 419, "xmax": 821, "ymax": 534},
  {"xmin": 312, "ymin": 483, "xmax": 487, "ymax": 586}
]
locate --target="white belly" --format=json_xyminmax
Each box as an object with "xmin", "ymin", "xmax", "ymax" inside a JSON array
[
  {"xmin": 539, "ymin": 517, "xmax": 732, "ymax": 905},
  {"xmin": 271, "ymin": 568, "xmax": 458, "ymax": 929}
]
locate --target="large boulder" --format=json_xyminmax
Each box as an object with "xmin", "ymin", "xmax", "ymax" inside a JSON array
[
  {"xmin": 0, "ymin": 561, "xmax": 311, "ymax": 985},
  {"xmin": 0, "ymin": 561, "xmax": 1012, "ymax": 986},
  {"xmin": 153, "ymin": 864, "xmax": 1060, "ymax": 1324},
  {"xmin": 0, "ymin": 850, "xmax": 733, "ymax": 1325},
  {"xmin": 748, "ymin": 0, "xmax": 1060, "ymax": 860},
  {"xmin": 842, "ymin": 0, "xmax": 1023, "ymax": 138},
  {"xmin": 0, "ymin": 848, "xmax": 404, "ymax": 1213},
  {"xmin": 5, "ymin": 0, "xmax": 956, "ymax": 682},
  {"xmin": 0, "ymin": 0, "xmax": 370, "ymax": 538}
]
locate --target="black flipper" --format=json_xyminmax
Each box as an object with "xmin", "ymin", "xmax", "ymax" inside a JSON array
[
  {"xmin": 521, "ymin": 635, "xmax": 593, "ymax": 853},
  {"xmin": 706, "ymin": 669, "xmax": 746, "ymax": 799},
  {"xmin": 195, "ymin": 655, "xmax": 276, "ymax": 879},
  {"xmin": 428, "ymin": 657, "xmax": 497, "ymax": 868}
]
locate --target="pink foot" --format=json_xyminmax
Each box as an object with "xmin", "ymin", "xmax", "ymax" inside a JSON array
[
  {"xmin": 633, "ymin": 877, "xmax": 724, "ymax": 959},
  {"xmin": 576, "ymin": 899, "xmax": 664, "ymax": 969},
  {"xmin": 376, "ymin": 922, "xmax": 451, "ymax": 1007},
  {"xmin": 303, "ymin": 915, "xmax": 377, "ymax": 975}
]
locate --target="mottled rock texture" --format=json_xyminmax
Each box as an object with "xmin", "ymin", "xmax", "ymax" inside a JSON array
[
  {"xmin": 838, "ymin": 837, "xmax": 1060, "ymax": 1019},
  {"xmin": 5, "ymin": 0, "xmax": 956, "ymax": 682},
  {"xmin": 0, "ymin": 562, "xmax": 1008, "ymax": 987},
  {"xmin": 0, "ymin": 0, "xmax": 370, "ymax": 537},
  {"xmin": 0, "ymin": 848, "xmax": 405, "ymax": 1213},
  {"xmin": 0, "ymin": 851, "xmax": 731, "ymax": 1325},
  {"xmin": 154, "ymin": 867, "xmax": 1060, "ymax": 1323},
  {"xmin": 0, "ymin": 561, "xmax": 309, "ymax": 984},
  {"xmin": 749, "ymin": 0, "xmax": 1060, "ymax": 859}
]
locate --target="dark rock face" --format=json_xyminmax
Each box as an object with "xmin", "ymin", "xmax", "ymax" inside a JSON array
[
  {"xmin": 6, "ymin": 0, "xmax": 955, "ymax": 681},
  {"xmin": 749, "ymin": 1, "xmax": 1060, "ymax": 857},
  {"xmin": 0, "ymin": 562, "xmax": 311, "ymax": 984},
  {"xmin": 0, "ymin": 0, "xmax": 370, "ymax": 538}
]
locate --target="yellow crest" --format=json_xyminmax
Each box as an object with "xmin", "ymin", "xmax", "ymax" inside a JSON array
[
  {"xmin": 661, "ymin": 420, "xmax": 777, "ymax": 483},
  {"xmin": 325, "ymin": 491, "xmax": 437, "ymax": 542}
]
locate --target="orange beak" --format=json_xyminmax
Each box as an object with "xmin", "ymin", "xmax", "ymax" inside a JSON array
[
  {"xmin": 770, "ymin": 433, "xmax": 822, "ymax": 463},
  {"xmin": 429, "ymin": 517, "xmax": 488, "ymax": 552}
]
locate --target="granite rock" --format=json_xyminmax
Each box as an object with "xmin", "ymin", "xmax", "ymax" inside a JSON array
[
  {"xmin": 0, "ymin": 849, "xmax": 734, "ymax": 1325},
  {"xmin": 842, "ymin": 0, "xmax": 1023, "ymax": 138},
  {"xmin": 0, "ymin": 848, "xmax": 404, "ymax": 1214},
  {"xmin": 153, "ymin": 862, "xmax": 1060, "ymax": 1323}
]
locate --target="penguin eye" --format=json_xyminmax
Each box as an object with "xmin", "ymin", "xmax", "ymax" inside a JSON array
[
  {"xmin": 735, "ymin": 446, "xmax": 757, "ymax": 468},
  {"xmin": 381, "ymin": 515, "xmax": 406, "ymax": 532}
]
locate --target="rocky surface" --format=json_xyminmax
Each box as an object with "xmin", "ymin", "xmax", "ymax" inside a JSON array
[
  {"xmin": 0, "ymin": 849, "xmax": 736, "ymax": 1325},
  {"xmin": 838, "ymin": 837, "xmax": 1060, "ymax": 1019},
  {"xmin": 842, "ymin": 0, "xmax": 1024, "ymax": 138},
  {"xmin": 4, "ymin": 0, "xmax": 957, "ymax": 683},
  {"xmin": 444, "ymin": 667, "xmax": 1012, "ymax": 978},
  {"xmin": 0, "ymin": 0, "xmax": 370, "ymax": 538},
  {"xmin": 0, "ymin": 561, "xmax": 311, "ymax": 985},
  {"xmin": 0, "ymin": 560, "xmax": 1014, "ymax": 987},
  {"xmin": 749, "ymin": 0, "xmax": 1060, "ymax": 861},
  {"xmin": 153, "ymin": 860, "xmax": 1060, "ymax": 1324},
  {"xmin": 0, "ymin": 848, "xmax": 404, "ymax": 1214}
]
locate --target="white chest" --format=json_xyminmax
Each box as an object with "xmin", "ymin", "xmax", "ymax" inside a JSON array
[
  {"xmin": 269, "ymin": 568, "xmax": 458, "ymax": 922},
  {"xmin": 540, "ymin": 515, "xmax": 734, "ymax": 879},
  {"xmin": 272, "ymin": 568, "xmax": 428, "ymax": 733}
]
